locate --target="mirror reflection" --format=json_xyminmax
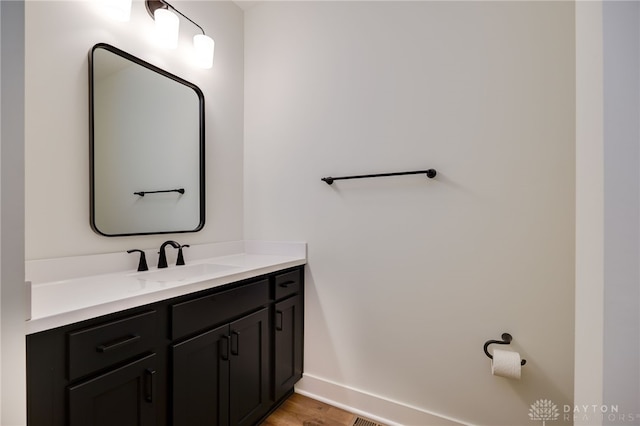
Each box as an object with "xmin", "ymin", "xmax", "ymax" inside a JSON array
[{"xmin": 90, "ymin": 43, "xmax": 205, "ymax": 236}]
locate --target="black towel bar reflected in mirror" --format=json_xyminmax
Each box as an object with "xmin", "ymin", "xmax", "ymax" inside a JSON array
[
  {"xmin": 134, "ymin": 188, "xmax": 185, "ymax": 197},
  {"xmin": 321, "ymin": 169, "xmax": 437, "ymax": 185}
]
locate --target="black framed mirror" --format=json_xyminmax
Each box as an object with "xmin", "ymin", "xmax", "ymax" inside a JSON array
[{"xmin": 89, "ymin": 43, "xmax": 205, "ymax": 236}]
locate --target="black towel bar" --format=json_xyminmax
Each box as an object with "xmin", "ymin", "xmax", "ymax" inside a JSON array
[
  {"xmin": 321, "ymin": 169, "xmax": 436, "ymax": 185},
  {"xmin": 134, "ymin": 188, "xmax": 185, "ymax": 197},
  {"xmin": 483, "ymin": 333, "xmax": 527, "ymax": 366}
]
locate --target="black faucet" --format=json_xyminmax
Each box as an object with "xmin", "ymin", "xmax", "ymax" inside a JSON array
[
  {"xmin": 158, "ymin": 240, "xmax": 180, "ymax": 268},
  {"xmin": 127, "ymin": 249, "xmax": 148, "ymax": 272},
  {"xmin": 177, "ymin": 244, "xmax": 190, "ymax": 266}
]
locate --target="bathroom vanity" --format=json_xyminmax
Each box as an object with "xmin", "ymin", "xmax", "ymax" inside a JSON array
[
  {"xmin": 25, "ymin": 242, "xmax": 305, "ymax": 426},
  {"xmin": 25, "ymin": 37, "xmax": 304, "ymax": 426}
]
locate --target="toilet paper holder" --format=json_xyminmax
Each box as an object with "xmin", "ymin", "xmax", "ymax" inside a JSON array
[{"xmin": 483, "ymin": 333, "xmax": 527, "ymax": 366}]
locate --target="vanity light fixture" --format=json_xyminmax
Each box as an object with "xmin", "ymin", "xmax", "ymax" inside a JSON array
[
  {"xmin": 153, "ymin": 7, "xmax": 180, "ymax": 49},
  {"xmin": 193, "ymin": 33, "xmax": 215, "ymax": 69},
  {"xmin": 146, "ymin": 0, "xmax": 215, "ymax": 68}
]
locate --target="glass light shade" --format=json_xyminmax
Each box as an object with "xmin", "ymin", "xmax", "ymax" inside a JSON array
[
  {"xmin": 154, "ymin": 8, "xmax": 179, "ymax": 49},
  {"xmin": 102, "ymin": 0, "xmax": 132, "ymax": 21},
  {"xmin": 193, "ymin": 34, "xmax": 215, "ymax": 69}
]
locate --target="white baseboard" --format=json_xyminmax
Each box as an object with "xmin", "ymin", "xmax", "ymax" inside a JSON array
[{"xmin": 294, "ymin": 374, "xmax": 468, "ymax": 426}]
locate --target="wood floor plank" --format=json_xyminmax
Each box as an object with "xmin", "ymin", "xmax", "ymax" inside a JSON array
[{"xmin": 261, "ymin": 393, "xmax": 357, "ymax": 426}]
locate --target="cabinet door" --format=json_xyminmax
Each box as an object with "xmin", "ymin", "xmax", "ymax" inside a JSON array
[
  {"xmin": 229, "ymin": 308, "xmax": 270, "ymax": 426},
  {"xmin": 68, "ymin": 353, "xmax": 157, "ymax": 426},
  {"xmin": 172, "ymin": 324, "xmax": 230, "ymax": 426},
  {"xmin": 274, "ymin": 295, "xmax": 304, "ymax": 401}
]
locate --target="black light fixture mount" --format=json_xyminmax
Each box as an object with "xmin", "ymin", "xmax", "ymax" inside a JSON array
[
  {"xmin": 144, "ymin": 0, "xmax": 164, "ymax": 17},
  {"xmin": 145, "ymin": 0, "xmax": 206, "ymax": 36},
  {"xmin": 144, "ymin": 0, "xmax": 214, "ymax": 68}
]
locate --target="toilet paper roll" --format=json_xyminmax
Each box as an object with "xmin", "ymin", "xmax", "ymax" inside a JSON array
[{"xmin": 491, "ymin": 348, "xmax": 522, "ymax": 379}]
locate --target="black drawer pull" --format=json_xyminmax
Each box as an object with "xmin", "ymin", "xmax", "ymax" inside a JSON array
[
  {"xmin": 145, "ymin": 369, "xmax": 155, "ymax": 403},
  {"xmin": 231, "ymin": 331, "xmax": 240, "ymax": 356},
  {"xmin": 276, "ymin": 311, "xmax": 284, "ymax": 331},
  {"xmin": 278, "ymin": 280, "xmax": 296, "ymax": 288},
  {"xmin": 96, "ymin": 334, "xmax": 141, "ymax": 353},
  {"xmin": 220, "ymin": 336, "xmax": 230, "ymax": 361}
]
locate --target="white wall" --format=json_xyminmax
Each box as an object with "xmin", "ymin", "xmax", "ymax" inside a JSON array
[
  {"xmin": 574, "ymin": 1, "xmax": 604, "ymax": 422},
  {"xmin": 575, "ymin": 3, "xmax": 640, "ymax": 424},
  {"xmin": 25, "ymin": 0, "xmax": 245, "ymax": 260},
  {"xmin": 1, "ymin": 5, "xmax": 4, "ymax": 421},
  {"xmin": 244, "ymin": 2, "xmax": 575, "ymax": 425},
  {"xmin": 602, "ymin": 0, "xmax": 640, "ymax": 420},
  {"xmin": 1, "ymin": 1, "xmax": 27, "ymax": 424}
]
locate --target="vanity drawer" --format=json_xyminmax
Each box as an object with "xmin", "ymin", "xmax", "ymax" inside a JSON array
[
  {"xmin": 274, "ymin": 269, "xmax": 302, "ymax": 300},
  {"xmin": 68, "ymin": 310, "xmax": 157, "ymax": 381},
  {"xmin": 171, "ymin": 279, "xmax": 269, "ymax": 340}
]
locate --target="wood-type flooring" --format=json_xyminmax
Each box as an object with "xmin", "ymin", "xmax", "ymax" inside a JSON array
[{"xmin": 261, "ymin": 393, "xmax": 357, "ymax": 426}]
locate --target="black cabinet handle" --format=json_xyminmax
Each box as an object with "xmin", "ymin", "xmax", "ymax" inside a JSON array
[
  {"xmin": 221, "ymin": 335, "xmax": 230, "ymax": 361},
  {"xmin": 278, "ymin": 280, "xmax": 295, "ymax": 288},
  {"xmin": 276, "ymin": 311, "xmax": 284, "ymax": 331},
  {"xmin": 231, "ymin": 331, "xmax": 240, "ymax": 356},
  {"xmin": 96, "ymin": 334, "xmax": 141, "ymax": 353},
  {"xmin": 144, "ymin": 369, "xmax": 155, "ymax": 403}
]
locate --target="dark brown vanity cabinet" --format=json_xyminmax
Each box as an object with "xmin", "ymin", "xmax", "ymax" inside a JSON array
[
  {"xmin": 27, "ymin": 308, "xmax": 166, "ymax": 426},
  {"xmin": 273, "ymin": 270, "xmax": 304, "ymax": 402},
  {"xmin": 26, "ymin": 266, "xmax": 304, "ymax": 426},
  {"xmin": 170, "ymin": 278, "xmax": 271, "ymax": 426},
  {"xmin": 68, "ymin": 353, "xmax": 159, "ymax": 426},
  {"xmin": 66, "ymin": 310, "xmax": 161, "ymax": 426}
]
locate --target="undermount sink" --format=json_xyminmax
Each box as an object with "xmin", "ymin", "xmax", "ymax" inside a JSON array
[{"xmin": 134, "ymin": 263, "xmax": 240, "ymax": 282}]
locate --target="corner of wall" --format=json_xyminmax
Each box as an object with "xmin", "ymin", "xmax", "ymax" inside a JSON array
[
  {"xmin": 0, "ymin": 0, "xmax": 27, "ymax": 424},
  {"xmin": 575, "ymin": 0, "xmax": 604, "ymax": 420}
]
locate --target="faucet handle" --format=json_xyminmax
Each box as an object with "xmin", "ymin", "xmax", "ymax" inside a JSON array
[
  {"xmin": 127, "ymin": 249, "xmax": 148, "ymax": 272},
  {"xmin": 177, "ymin": 245, "xmax": 190, "ymax": 266}
]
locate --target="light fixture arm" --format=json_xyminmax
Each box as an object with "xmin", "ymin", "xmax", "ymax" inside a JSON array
[
  {"xmin": 144, "ymin": 0, "xmax": 215, "ymax": 68},
  {"xmin": 145, "ymin": 0, "xmax": 206, "ymax": 35}
]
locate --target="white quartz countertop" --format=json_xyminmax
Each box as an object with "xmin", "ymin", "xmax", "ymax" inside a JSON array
[{"xmin": 26, "ymin": 241, "xmax": 306, "ymax": 334}]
